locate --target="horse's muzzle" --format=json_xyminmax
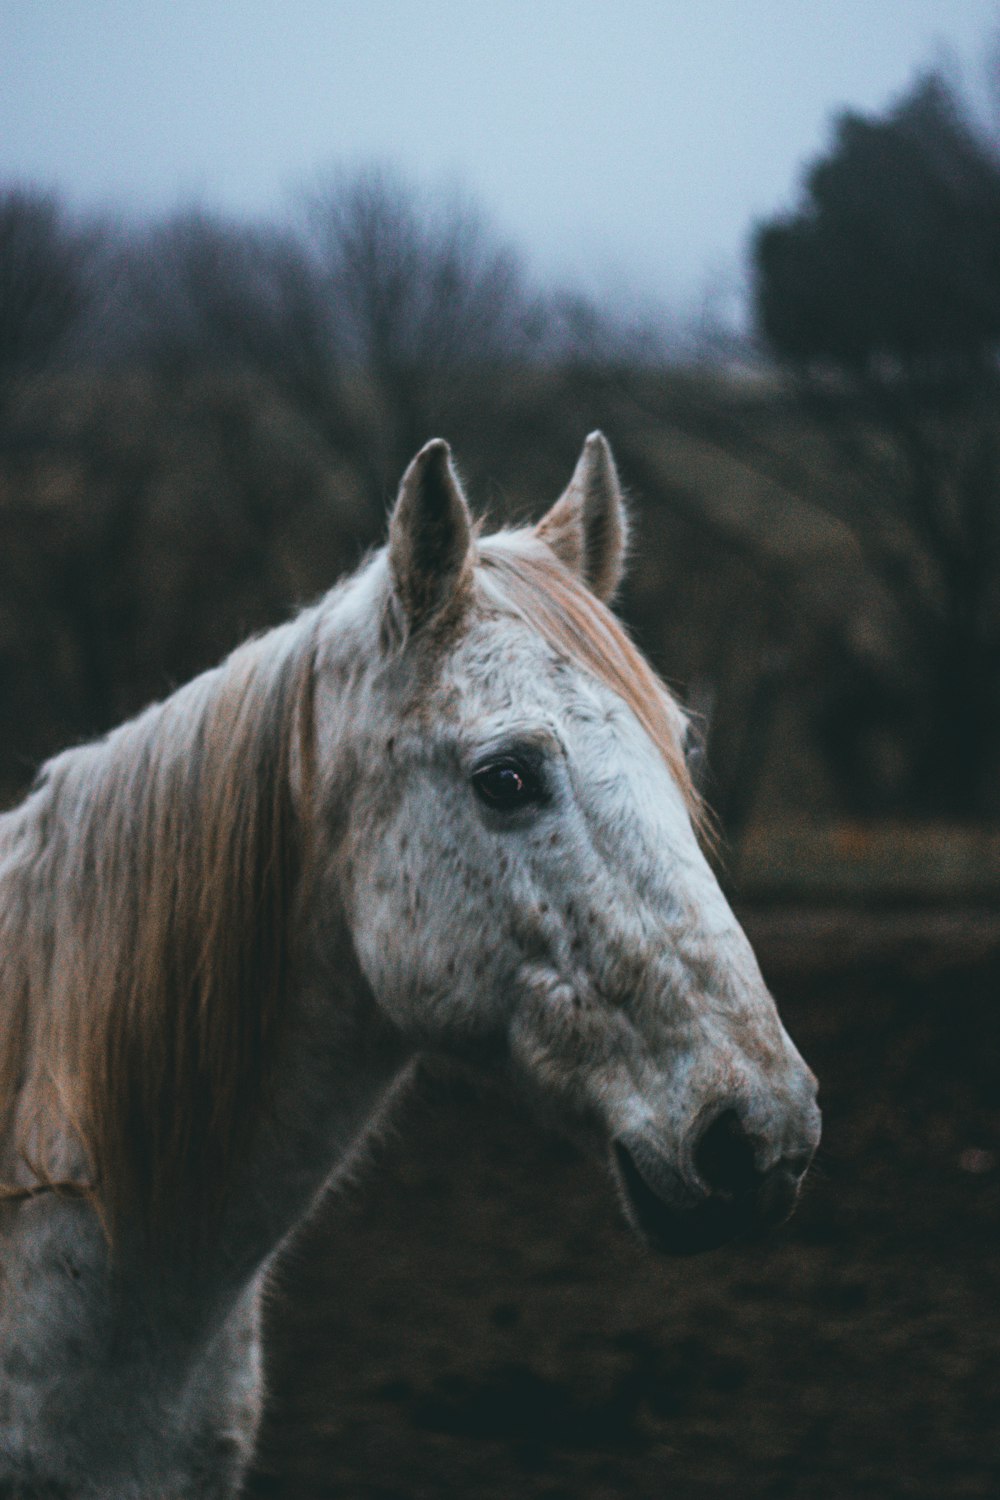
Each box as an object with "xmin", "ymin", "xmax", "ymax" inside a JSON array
[{"xmin": 612, "ymin": 1107, "xmax": 816, "ymax": 1256}]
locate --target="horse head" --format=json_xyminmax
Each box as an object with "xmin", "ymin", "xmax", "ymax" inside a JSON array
[{"xmin": 332, "ymin": 434, "xmax": 820, "ymax": 1255}]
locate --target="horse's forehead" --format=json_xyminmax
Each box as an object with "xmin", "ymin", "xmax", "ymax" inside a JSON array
[
  {"xmin": 439, "ymin": 607, "xmax": 685, "ymax": 742},
  {"xmin": 441, "ymin": 610, "xmax": 553, "ymax": 684}
]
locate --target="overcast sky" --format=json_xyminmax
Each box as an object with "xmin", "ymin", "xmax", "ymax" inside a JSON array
[{"xmin": 3, "ymin": 2, "xmax": 998, "ymax": 321}]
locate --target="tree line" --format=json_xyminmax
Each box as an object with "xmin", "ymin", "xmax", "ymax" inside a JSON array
[{"xmin": 2, "ymin": 69, "xmax": 999, "ymax": 830}]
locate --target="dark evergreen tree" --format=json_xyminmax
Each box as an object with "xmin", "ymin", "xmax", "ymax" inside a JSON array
[{"xmin": 752, "ymin": 74, "xmax": 1000, "ymax": 816}]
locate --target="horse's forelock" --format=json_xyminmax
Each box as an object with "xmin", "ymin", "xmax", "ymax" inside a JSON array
[
  {"xmin": 0, "ymin": 614, "xmax": 319, "ymax": 1253},
  {"xmin": 476, "ymin": 538, "xmax": 708, "ymax": 838}
]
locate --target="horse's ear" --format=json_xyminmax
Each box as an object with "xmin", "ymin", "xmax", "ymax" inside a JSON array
[
  {"xmin": 388, "ymin": 439, "xmax": 474, "ymax": 630},
  {"xmin": 536, "ymin": 431, "xmax": 628, "ymax": 602}
]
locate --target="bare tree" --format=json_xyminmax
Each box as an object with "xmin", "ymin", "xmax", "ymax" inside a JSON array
[
  {"xmin": 116, "ymin": 209, "xmax": 336, "ymax": 416},
  {"xmin": 0, "ymin": 187, "xmax": 102, "ymax": 413},
  {"xmin": 305, "ymin": 166, "xmax": 545, "ymax": 485}
]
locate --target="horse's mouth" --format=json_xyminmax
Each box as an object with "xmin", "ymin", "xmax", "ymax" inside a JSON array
[{"xmin": 611, "ymin": 1139, "xmax": 798, "ymax": 1257}]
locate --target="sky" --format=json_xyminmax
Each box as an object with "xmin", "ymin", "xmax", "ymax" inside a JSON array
[{"xmin": 2, "ymin": 1, "xmax": 999, "ymax": 324}]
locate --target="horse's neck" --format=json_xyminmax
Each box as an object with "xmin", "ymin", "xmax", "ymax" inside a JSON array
[
  {"xmin": 208, "ymin": 925, "xmax": 411, "ymax": 1291},
  {"xmin": 158, "ymin": 565, "xmax": 410, "ymax": 1289},
  {"xmin": 233, "ymin": 596, "xmax": 405, "ymax": 1246},
  {"xmin": 3, "ymin": 559, "xmax": 412, "ymax": 1306}
]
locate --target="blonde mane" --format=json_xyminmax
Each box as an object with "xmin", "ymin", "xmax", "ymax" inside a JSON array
[
  {"xmin": 0, "ymin": 614, "xmax": 318, "ymax": 1250},
  {"xmin": 477, "ymin": 537, "xmax": 707, "ymax": 836}
]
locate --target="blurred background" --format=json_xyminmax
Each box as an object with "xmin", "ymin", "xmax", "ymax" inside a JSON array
[{"xmin": 3, "ymin": 4, "xmax": 999, "ymax": 1496}]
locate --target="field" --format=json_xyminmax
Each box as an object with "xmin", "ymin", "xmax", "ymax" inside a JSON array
[{"xmin": 246, "ymin": 921, "xmax": 1000, "ymax": 1499}]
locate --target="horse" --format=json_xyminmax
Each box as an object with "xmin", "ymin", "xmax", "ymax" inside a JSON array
[{"xmin": 0, "ymin": 433, "xmax": 820, "ymax": 1497}]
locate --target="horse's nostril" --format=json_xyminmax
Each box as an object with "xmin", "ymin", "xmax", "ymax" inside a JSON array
[{"xmin": 693, "ymin": 1108, "xmax": 761, "ymax": 1199}]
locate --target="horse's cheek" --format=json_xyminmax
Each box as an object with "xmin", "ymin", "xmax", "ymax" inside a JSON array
[
  {"xmin": 346, "ymin": 883, "xmax": 405, "ymax": 1016},
  {"xmin": 342, "ymin": 802, "xmax": 494, "ymax": 1035},
  {"xmin": 508, "ymin": 978, "xmax": 611, "ymax": 1119}
]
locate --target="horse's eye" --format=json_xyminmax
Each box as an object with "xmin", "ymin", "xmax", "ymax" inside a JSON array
[{"xmin": 472, "ymin": 760, "xmax": 542, "ymax": 810}]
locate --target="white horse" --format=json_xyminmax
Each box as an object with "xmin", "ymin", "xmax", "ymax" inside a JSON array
[{"xmin": 0, "ymin": 434, "xmax": 819, "ymax": 1497}]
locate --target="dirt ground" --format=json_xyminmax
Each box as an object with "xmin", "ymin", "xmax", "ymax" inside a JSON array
[{"xmin": 246, "ymin": 916, "xmax": 1000, "ymax": 1500}]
